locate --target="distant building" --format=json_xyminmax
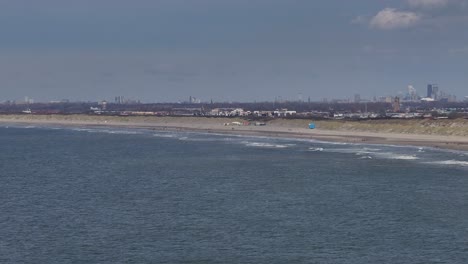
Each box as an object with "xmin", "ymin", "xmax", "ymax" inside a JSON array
[
  {"xmin": 189, "ymin": 96, "xmax": 201, "ymax": 104},
  {"xmin": 274, "ymin": 109, "xmax": 297, "ymax": 117},
  {"xmin": 384, "ymin": 96, "xmax": 393, "ymax": 103},
  {"xmin": 354, "ymin": 94, "xmax": 361, "ymax": 103},
  {"xmin": 23, "ymin": 96, "xmax": 34, "ymax": 104},
  {"xmin": 439, "ymin": 92, "xmax": 457, "ymax": 103},
  {"xmin": 407, "ymin": 85, "xmax": 418, "ymax": 101},
  {"xmin": 421, "ymin": 97, "xmax": 435, "ymax": 102},
  {"xmin": 115, "ymin": 96, "xmax": 125, "ymax": 104},
  {"xmin": 99, "ymin": 100, "xmax": 108, "ymax": 110},
  {"xmin": 427, "ymin": 84, "xmax": 439, "ymax": 100},
  {"xmin": 393, "ymin": 97, "xmax": 401, "ymax": 112}
]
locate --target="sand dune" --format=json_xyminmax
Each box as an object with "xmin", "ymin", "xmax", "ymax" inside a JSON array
[{"xmin": 1, "ymin": 114, "xmax": 468, "ymax": 151}]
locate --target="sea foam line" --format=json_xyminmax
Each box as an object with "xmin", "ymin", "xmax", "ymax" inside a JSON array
[{"xmin": 426, "ymin": 160, "xmax": 468, "ymax": 167}]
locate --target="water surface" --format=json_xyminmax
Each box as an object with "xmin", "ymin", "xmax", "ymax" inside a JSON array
[{"xmin": 1, "ymin": 125, "xmax": 467, "ymax": 263}]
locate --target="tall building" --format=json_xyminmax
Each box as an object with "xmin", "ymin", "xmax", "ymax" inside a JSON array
[
  {"xmin": 432, "ymin": 85, "xmax": 439, "ymax": 100},
  {"xmin": 427, "ymin": 84, "xmax": 439, "ymax": 100},
  {"xmin": 115, "ymin": 96, "xmax": 125, "ymax": 104},
  {"xmin": 407, "ymin": 85, "xmax": 418, "ymax": 101},
  {"xmin": 393, "ymin": 97, "xmax": 401, "ymax": 112},
  {"xmin": 427, "ymin": 84, "xmax": 433, "ymax": 98}
]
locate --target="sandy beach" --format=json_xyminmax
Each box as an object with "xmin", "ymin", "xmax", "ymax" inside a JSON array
[{"xmin": 1, "ymin": 114, "xmax": 468, "ymax": 151}]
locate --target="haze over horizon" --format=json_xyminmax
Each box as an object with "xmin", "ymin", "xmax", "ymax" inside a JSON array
[{"xmin": 1, "ymin": 0, "xmax": 468, "ymax": 102}]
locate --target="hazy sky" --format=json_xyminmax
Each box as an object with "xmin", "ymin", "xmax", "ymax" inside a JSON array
[{"xmin": 1, "ymin": 0, "xmax": 468, "ymax": 102}]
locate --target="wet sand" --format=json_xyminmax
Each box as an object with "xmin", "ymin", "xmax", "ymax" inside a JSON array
[{"xmin": 1, "ymin": 115, "xmax": 468, "ymax": 151}]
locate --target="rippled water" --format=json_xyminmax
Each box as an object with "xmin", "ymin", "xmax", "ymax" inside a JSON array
[{"xmin": 1, "ymin": 125, "xmax": 467, "ymax": 263}]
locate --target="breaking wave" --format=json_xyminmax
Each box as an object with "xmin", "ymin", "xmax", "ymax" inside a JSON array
[
  {"xmin": 243, "ymin": 142, "xmax": 289, "ymax": 148},
  {"xmin": 373, "ymin": 153, "xmax": 419, "ymax": 160},
  {"xmin": 309, "ymin": 147, "xmax": 324, "ymax": 152},
  {"xmin": 427, "ymin": 160, "xmax": 468, "ymax": 167}
]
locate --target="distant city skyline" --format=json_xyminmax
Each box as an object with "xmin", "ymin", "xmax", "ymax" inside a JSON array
[
  {"xmin": 1, "ymin": 0, "xmax": 468, "ymax": 102},
  {"xmin": 8, "ymin": 83, "xmax": 462, "ymax": 104}
]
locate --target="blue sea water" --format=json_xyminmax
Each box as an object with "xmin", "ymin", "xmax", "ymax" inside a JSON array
[{"xmin": 1, "ymin": 125, "xmax": 467, "ymax": 263}]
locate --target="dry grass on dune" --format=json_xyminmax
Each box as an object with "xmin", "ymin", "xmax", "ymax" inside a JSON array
[
  {"xmin": 259, "ymin": 118, "xmax": 468, "ymax": 136},
  {"xmin": 1, "ymin": 114, "xmax": 468, "ymax": 137},
  {"xmin": 312, "ymin": 119, "xmax": 468, "ymax": 137}
]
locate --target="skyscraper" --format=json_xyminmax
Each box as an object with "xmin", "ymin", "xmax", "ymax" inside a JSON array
[
  {"xmin": 427, "ymin": 84, "xmax": 439, "ymax": 100},
  {"xmin": 427, "ymin": 84, "xmax": 433, "ymax": 98},
  {"xmin": 432, "ymin": 85, "xmax": 439, "ymax": 100}
]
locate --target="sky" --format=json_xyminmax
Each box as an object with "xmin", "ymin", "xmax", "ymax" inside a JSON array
[{"xmin": 1, "ymin": 0, "xmax": 467, "ymax": 102}]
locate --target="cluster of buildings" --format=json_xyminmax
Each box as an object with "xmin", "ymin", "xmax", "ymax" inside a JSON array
[
  {"xmin": 2, "ymin": 84, "xmax": 468, "ymax": 120},
  {"xmin": 420, "ymin": 84, "xmax": 457, "ymax": 102},
  {"xmin": 352, "ymin": 84, "xmax": 458, "ymax": 104},
  {"xmin": 207, "ymin": 107, "xmax": 464, "ymax": 120},
  {"xmin": 209, "ymin": 108, "xmax": 297, "ymax": 117},
  {"xmin": 113, "ymin": 96, "xmax": 140, "ymax": 105}
]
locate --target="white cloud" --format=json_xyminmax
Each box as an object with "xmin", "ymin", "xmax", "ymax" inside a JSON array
[
  {"xmin": 408, "ymin": 0, "xmax": 450, "ymax": 9},
  {"xmin": 370, "ymin": 8, "xmax": 422, "ymax": 30}
]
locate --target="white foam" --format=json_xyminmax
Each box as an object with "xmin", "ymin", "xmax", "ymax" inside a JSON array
[
  {"xmin": 355, "ymin": 151, "xmax": 374, "ymax": 156},
  {"xmin": 69, "ymin": 127, "xmax": 143, "ymax": 135},
  {"xmin": 244, "ymin": 142, "xmax": 289, "ymax": 148},
  {"xmin": 429, "ymin": 160, "xmax": 468, "ymax": 167},
  {"xmin": 390, "ymin": 155, "xmax": 419, "ymax": 160},
  {"xmin": 326, "ymin": 148, "xmax": 375, "ymax": 154},
  {"xmin": 374, "ymin": 153, "xmax": 419, "ymax": 160},
  {"xmin": 153, "ymin": 133, "xmax": 176, "ymax": 138},
  {"xmin": 105, "ymin": 130, "xmax": 142, "ymax": 135},
  {"xmin": 362, "ymin": 147, "xmax": 381, "ymax": 151},
  {"xmin": 71, "ymin": 128, "xmax": 94, "ymax": 132},
  {"xmin": 309, "ymin": 147, "xmax": 324, "ymax": 152}
]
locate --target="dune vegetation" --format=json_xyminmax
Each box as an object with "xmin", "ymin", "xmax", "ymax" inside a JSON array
[{"xmin": 1, "ymin": 114, "xmax": 468, "ymax": 137}]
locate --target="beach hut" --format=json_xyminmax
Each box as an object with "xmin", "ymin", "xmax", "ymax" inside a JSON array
[{"xmin": 309, "ymin": 123, "xmax": 316, "ymax": 129}]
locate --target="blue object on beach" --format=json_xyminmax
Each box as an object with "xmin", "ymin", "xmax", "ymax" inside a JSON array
[{"xmin": 309, "ymin": 123, "xmax": 316, "ymax": 129}]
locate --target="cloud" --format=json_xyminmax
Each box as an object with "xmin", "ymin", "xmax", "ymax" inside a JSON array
[
  {"xmin": 407, "ymin": 0, "xmax": 450, "ymax": 9},
  {"xmin": 370, "ymin": 8, "xmax": 422, "ymax": 30}
]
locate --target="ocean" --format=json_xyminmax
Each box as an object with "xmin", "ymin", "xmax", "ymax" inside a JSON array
[{"xmin": 1, "ymin": 125, "xmax": 467, "ymax": 263}]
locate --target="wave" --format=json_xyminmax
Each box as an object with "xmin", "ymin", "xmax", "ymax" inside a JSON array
[
  {"xmin": 103, "ymin": 130, "xmax": 142, "ymax": 135},
  {"xmin": 325, "ymin": 148, "xmax": 375, "ymax": 154},
  {"xmin": 428, "ymin": 160, "xmax": 468, "ymax": 167},
  {"xmin": 309, "ymin": 147, "xmax": 324, "ymax": 152},
  {"xmin": 243, "ymin": 142, "xmax": 289, "ymax": 148},
  {"xmin": 373, "ymin": 153, "xmax": 419, "ymax": 160},
  {"xmin": 153, "ymin": 133, "xmax": 176, "ymax": 138},
  {"xmin": 70, "ymin": 128, "xmax": 94, "ymax": 132},
  {"xmin": 69, "ymin": 128, "xmax": 142, "ymax": 135}
]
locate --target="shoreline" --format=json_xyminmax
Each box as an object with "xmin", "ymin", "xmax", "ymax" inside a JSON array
[{"xmin": 1, "ymin": 115, "xmax": 468, "ymax": 151}]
